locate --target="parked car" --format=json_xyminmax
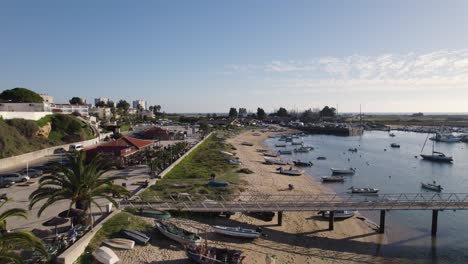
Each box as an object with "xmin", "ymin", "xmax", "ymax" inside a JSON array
[
  {"xmin": 0, "ymin": 173, "xmax": 30, "ymax": 183},
  {"xmin": 0, "ymin": 178, "xmax": 14, "ymax": 188},
  {"xmin": 54, "ymin": 147, "xmax": 67, "ymax": 154},
  {"xmin": 18, "ymin": 168, "xmax": 43, "ymax": 178}
]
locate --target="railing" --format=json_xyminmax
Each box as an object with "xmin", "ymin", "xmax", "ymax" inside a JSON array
[{"xmin": 120, "ymin": 193, "xmax": 468, "ymax": 212}]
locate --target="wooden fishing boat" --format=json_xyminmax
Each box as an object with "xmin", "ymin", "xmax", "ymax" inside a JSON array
[
  {"xmin": 263, "ymin": 152, "xmax": 278, "ymax": 157},
  {"xmin": 330, "ymin": 168, "xmax": 355, "ymax": 174},
  {"xmin": 212, "ymin": 226, "xmax": 261, "ymax": 238},
  {"xmin": 277, "ymin": 167, "xmax": 303, "ymax": 176},
  {"xmin": 120, "ymin": 229, "xmax": 150, "ymax": 245},
  {"xmin": 278, "ymin": 150, "xmax": 292, "ymax": 155},
  {"xmin": 294, "ymin": 147, "xmax": 310, "ymax": 153},
  {"xmin": 275, "ymin": 143, "xmax": 286, "ymax": 147},
  {"xmin": 390, "ymin": 143, "xmax": 400, "ymax": 148},
  {"xmin": 92, "ymin": 246, "xmax": 119, "ymax": 264},
  {"xmin": 264, "ymin": 157, "xmax": 287, "ymax": 165},
  {"xmin": 103, "ymin": 238, "xmax": 135, "ymax": 250},
  {"xmin": 241, "ymin": 142, "xmax": 254, "ymax": 146},
  {"xmin": 293, "ymin": 160, "xmax": 313, "ymax": 167},
  {"xmin": 186, "ymin": 245, "xmax": 244, "ymax": 264},
  {"xmin": 320, "ymin": 210, "xmax": 356, "ymax": 219},
  {"xmin": 321, "ymin": 176, "xmax": 344, "ymax": 182},
  {"xmin": 226, "ymin": 159, "xmax": 241, "ymax": 165},
  {"xmin": 316, "ymin": 156, "xmax": 327, "ymax": 160},
  {"xmin": 421, "ymin": 182, "xmax": 443, "ymax": 192},
  {"xmin": 155, "ymin": 221, "xmax": 202, "ymax": 245},
  {"xmin": 139, "ymin": 208, "xmax": 171, "ymax": 219},
  {"xmin": 349, "ymin": 187, "xmax": 379, "ymax": 194},
  {"xmin": 219, "ymin": 151, "xmax": 234, "ymax": 156}
]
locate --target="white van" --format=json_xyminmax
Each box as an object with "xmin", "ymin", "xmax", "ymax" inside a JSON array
[
  {"xmin": 0, "ymin": 173, "xmax": 30, "ymax": 183},
  {"xmin": 69, "ymin": 144, "xmax": 84, "ymax": 151}
]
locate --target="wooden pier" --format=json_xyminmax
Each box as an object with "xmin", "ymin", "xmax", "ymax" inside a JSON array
[{"xmin": 121, "ymin": 193, "xmax": 468, "ymax": 236}]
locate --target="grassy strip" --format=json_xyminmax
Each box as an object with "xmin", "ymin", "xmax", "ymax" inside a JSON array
[
  {"xmin": 139, "ymin": 133, "xmax": 244, "ymax": 201},
  {"xmin": 77, "ymin": 212, "xmax": 153, "ymax": 263}
]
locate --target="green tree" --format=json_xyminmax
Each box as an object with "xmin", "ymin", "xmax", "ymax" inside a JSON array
[
  {"xmin": 95, "ymin": 101, "xmax": 106, "ymax": 108},
  {"xmin": 276, "ymin": 107, "xmax": 288, "ymax": 117},
  {"xmin": 0, "ymin": 200, "xmax": 47, "ymax": 264},
  {"xmin": 228, "ymin": 107, "xmax": 238, "ymax": 119},
  {"xmin": 69, "ymin": 97, "xmax": 85, "ymax": 105},
  {"xmin": 6, "ymin": 119, "xmax": 39, "ymax": 138},
  {"xmin": 0, "ymin": 88, "xmax": 43, "ymax": 103},
  {"xmin": 256, "ymin": 108, "xmax": 267, "ymax": 120},
  {"xmin": 29, "ymin": 152, "xmax": 130, "ymax": 223},
  {"xmin": 300, "ymin": 108, "xmax": 319, "ymax": 123},
  {"xmin": 151, "ymin": 105, "xmax": 161, "ymax": 117},
  {"xmin": 116, "ymin": 100, "xmax": 130, "ymax": 116},
  {"xmin": 106, "ymin": 101, "xmax": 115, "ymax": 108},
  {"xmin": 320, "ymin": 106, "xmax": 336, "ymax": 117}
]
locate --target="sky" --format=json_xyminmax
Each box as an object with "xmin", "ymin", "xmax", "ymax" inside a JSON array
[{"xmin": 1, "ymin": 0, "xmax": 468, "ymax": 113}]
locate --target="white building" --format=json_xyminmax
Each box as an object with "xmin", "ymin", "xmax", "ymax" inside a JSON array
[
  {"xmin": 95, "ymin": 97, "xmax": 110, "ymax": 105},
  {"xmin": 89, "ymin": 107, "xmax": 112, "ymax": 120},
  {"xmin": 132, "ymin": 99, "xmax": 147, "ymax": 110},
  {"xmin": 0, "ymin": 102, "xmax": 52, "ymax": 120},
  {"xmin": 139, "ymin": 109, "xmax": 155, "ymax": 119},
  {"xmin": 39, "ymin": 94, "xmax": 54, "ymax": 104},
  {"xmin": 51, "ymin": 104, "xmax": 89, "ymax": 116}
]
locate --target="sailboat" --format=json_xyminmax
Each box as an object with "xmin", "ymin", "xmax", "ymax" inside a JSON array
[{"xmin": 420, "ymin": 133, "xmax": 453, "ymax": 163}]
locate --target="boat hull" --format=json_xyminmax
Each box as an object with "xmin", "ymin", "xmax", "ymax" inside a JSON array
[
  {"xmin": 120, "ymin": 229, "xmax": 150, "ymax": 245},
  {"xmin": 331, "ymin": 168, "xmax": 355, "ymax": 174},
  {"xmin": 420, "ymin": 154, "xmax": 453, "ymax": 163},
  {"xmin": 92, "ymin": 246, "xmax": 119, "ymax": 264},
  {"xmin": 212, "ymin": 226, "xmax": 261, "ymax": 238},
  {"xmin": 103, "ymin": 238, "xmax": 135, "ymax": 250},
  {"xmin": 155, "ymin": 222, "xmax": 202, "ymax": 245}
]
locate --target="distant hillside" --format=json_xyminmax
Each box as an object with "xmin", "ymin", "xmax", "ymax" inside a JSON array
[{"xmin": 0, "ymin": 114, "xmax": 94, "ymax": 159}]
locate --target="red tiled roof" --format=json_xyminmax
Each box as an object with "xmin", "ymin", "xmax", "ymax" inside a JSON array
[{"xmin": 123, "ymin": 136, "xmax": 154, "ymax": 149}]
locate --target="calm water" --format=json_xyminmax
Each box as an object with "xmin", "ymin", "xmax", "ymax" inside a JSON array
[{"xmin": 265, "ymin": 131, "xmax": 468, "ymax": 263}]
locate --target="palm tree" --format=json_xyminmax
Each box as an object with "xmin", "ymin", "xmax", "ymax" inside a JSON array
[
  {"xmin": 29, "ymin": 151, "xmax": 130, "ymax": 223},
  {"xmin": 0, "ymin": 200, "xmax": 47, "ymax": 264}
]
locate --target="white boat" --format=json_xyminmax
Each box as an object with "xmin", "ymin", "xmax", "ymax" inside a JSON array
[
  {"xmin": 155, "ymin": 221, "xmax": 202, "ymax": 245},
  {"xmin": 321, "ymin": 176, "xmax": 344, "ymax": 182},
  {"xmin": 103, "ymin": 238, "xmax": 135, "ymax": 250},
  {"xmin": 212, "ymin": 225, "xmax": 261, "ymax": 238},
  {"xmin": 264, "ymin": 157, "xmax": 288, "ymax": 165},
  {"xmin": 92, "ymin": 246, "xmax": 119, "ymax": 264},
  {"xmin": 277, "ymin": 167, "xmax": 303, "ymax": 176},
  {"xmin": 320, "ymin": 210, "xmax": 356, "ymax": 219},
  {"xmin": 219, "ymin": 151, "xmax": 234, "ymax": 156},
  {"xmin": 349, "ymin": 187, "xmax": 379, "ymax": 194},
  {"xmin": 226, "ymin": 159, "xmax": 241, "ymax": 165},
  {"xmin": 421, "ymin": 182, "xmax": 443, "ymax": 192},
  {"xmin": 330, "ymin": 168, "xmax": 355, "ymax": 174}
]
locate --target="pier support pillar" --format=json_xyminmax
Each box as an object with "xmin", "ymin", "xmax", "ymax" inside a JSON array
[
  {"xmin": 432, "ymin": 210, "xmax": 438, "ymax": 237},
  {"xmin": 328, "ymin": 211, "xmax": 335, "ymax": 231},
  {"xmin": 277, "ymin": 211, "xmax": 283, "ymax": 226},
  {"xmin": 379, "ymin": 210, "xmax": 386, "ymax": 233}
]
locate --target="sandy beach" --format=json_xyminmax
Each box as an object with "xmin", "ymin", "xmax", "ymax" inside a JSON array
[{"xmin": 116, "ymin": 129, "xmax": 405, "ymax": 264}]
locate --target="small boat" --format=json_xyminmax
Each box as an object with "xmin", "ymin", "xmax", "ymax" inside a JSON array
[
  {"xmin": 321, "ymin": 176, "xmax": 344, "ymax": 182},
  {"xmin": 275, "ymin": 143, "xmax": 286, "ymax": 147},
  {"xmin": 92, "ymin": 246, "xmax": 119, "ymax": 264},
  {"xmin": 139, "ymin": 209, "xmax": 171, "ymax": 219},
  {"xmin": 241, "ymin": 142, "xmax": 254, "ymax": 146},
  {"xmin": 291, "ymin": 141, "xmax": 303, "ymax": 145},
  {"xmin": 263, "ymin": 152, "xmax": 278, "ymax": 157},
  {"xmin": 421, "ymin": 182, "xmax": 443, "ymax": 192},
  {"xmin": 294, "ymin": 147, "xmax": 310, "ymax": 153},
  {"xmin": 293, "ymin": 160, "xmax": 313, "ymax": 167},
  {"xmin": 219, "ymin": 151, "xmax": 234, "ymax": 156},
  {"xmin": 103, "ymin": 238, "xmax": 135, "ymax": 250},
  {"xmin": 348, "ymin": 148, "xmax": 358, "ymax": 152},
  {"xmin": 186, "ymin": 245, "xmax": 244, "ymax": 264},
  {"xmin": 226, "ymin": 159, "xmax": 241, "ymax": 165},
  {"xmin": 331, "ymin": 168, "xmax": 356, "ymax": 174},
  {"xmin": 276, "ymin": 167, "xmax": 303, "ymax": 176},
  {"xmin": 349, "ymin": 187, "xmax": 379, "ymax": 194},
  {"xmin": 207, "ymin": 181, "xmax": 230, "ymax": 187},
  {"xmin": 278, "ymin": 150, "xmax": 292, "ymax": 155},
  {"xmin": 390, "ymin": 143, "xmax": 400, "ymax": 148},
  {"xmin": 317, "ymin": 156, "xmax": 327, "ymax": 160},
  {"xmin": 420, "ymin": 152, "xmax": 453, "ymax": 163},
  {"xmin": 155, "ymin": 221, "xmax": 202, "ymax": 245},
  {"xmin": 120, "ymin": 229, "xmax": 150, "ymax": 245},
  {"xmin": 431, "ymin": 133, "xmax": 460, "ymax": 142},
  {"xmin": 264, "ymin": 157, "xmax": 288, "ymax": 165},
  {"xmin": 285, "ymin": 137, "xmax": 293, "ymax": 142},
  {"xmin": 389, "ymin": 132, "xmax": 396, "ymax": 137},
  {"xmin": 212, "ymin": 226, "xmax": 261, "ymax": 238},
  {"xmin": 320, "ymin": 210, "xmax": 356, "ymax": 219}
]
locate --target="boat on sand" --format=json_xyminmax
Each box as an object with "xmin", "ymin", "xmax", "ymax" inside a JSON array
[
  {"xmin": 103, "ymin": 238, "xmax": 135, "ymax": 250},
  {"xmin": 155, "ymin": 221, "xmax": 202, "ymax": 245},
  {"xmin": 276, "ymin": 167, "xmax": 303, "ymax": 176},
  {"xmin": 92, "ymin": 246, "xmax": 119, "ymax": 264},
  {"xmin": 212, "ymin": 225, "xmax": 261, "ymax": 238},
  {"xmin": 120, "ymin": 229, "xmax": 150, "ymax": 245},
  {"xmin": 264, "ymin": 157, "xmax": 288, "ymax": 165},
  {"xmin": 319, "ymin": 210, "xmax": 356, "ymax": 219},
  {"xmin": 186, "ymin": 245, "xmax": 244, "ymax": 264}
]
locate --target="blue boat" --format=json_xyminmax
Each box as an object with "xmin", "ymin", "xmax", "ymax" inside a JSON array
[{"xmin": 207, "ymin": 181, "xmax": 229, "ymax": 187}]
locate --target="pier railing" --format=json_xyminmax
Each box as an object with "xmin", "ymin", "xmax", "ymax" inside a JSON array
[{"xmin": 121, "ymin": 193, "xmax": 468, "ymax": 212}]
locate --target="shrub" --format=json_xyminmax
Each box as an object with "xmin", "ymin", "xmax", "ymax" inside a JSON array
[{"xmin": 6, "ymin": 118, "xmax": 39, "ymax": 137}]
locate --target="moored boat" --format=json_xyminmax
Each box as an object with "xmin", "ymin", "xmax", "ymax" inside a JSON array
[
  {"xmin": 320, "ymin": 210, "xmax": 356, "ymax": 219},
  {"xmin": 321, "ymin": 176, "xmax": 344, "ymax": 182},
  {"xmin": 390, "ymin": 143, "xmax": 400, "ymax": 148},
  {"xmin": 186, "ymin": 245, "xmax": 244, "ymax": 264},
  {"xmin": 120, "ymin": 229, "xmax": 150, "ymax": 245},
  {"xmin": 276, "ymin": 167, "xmax": 303, "ymax": 176},
  {"xmin": 278, "ymin": 150, "xmax": 292, "ymax": 155},
  {"xmin": 349, "ymin": 187, "xmax": 379, "ymax": 194},
  {"xmin": 421, "ymin": 182, "xmax": 443, "ymax": 192},
  {"xmin": 264, "ymin": 157, "xmax": 288, "ymax": 165},
  {"xmin": 330, "ymin": 168, "xmax": 356, "ymax": 174},
  {"xmin": 155, "ymin": 221, "xmax": 202, "ymax": 245},
  {"xmin": 291, "ymin": 141, "xmax": 303, "ymax": 145},
  {"xmin": 212, "ymin": 226, "xmax": 261, "ymax": 238},
  {"xmin": 92, "ymin": 246, "xmax": 119, "ymax": 264},
  {"xmin": 293, "ymin": 160, "xmax": 313, "ymax": 167},
  {"xmin": 103, "ymin": 238, "xmax": 135, "ymax": 250},
  {"xmin": 275, "ymin": 143, "xmax": 286, "ymax": 147},
  {"xmin": 317, "ymin": 156, "xmax": 327, "ymax": 160},
  {"xmin": 139, "ymin": 208, "xmax": 171, "ymax": 219},
  {"xmin": 294, "ymin": 147, "xmax": 310, "ymax": 153},
  {"xmin": 420, "ymin": 152, "xmax": 453, "ymax": 163}
]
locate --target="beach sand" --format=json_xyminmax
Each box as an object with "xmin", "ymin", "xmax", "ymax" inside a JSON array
[{"xmin": 116, "ymin": 129, "xmax": 404, "ymax": 264}]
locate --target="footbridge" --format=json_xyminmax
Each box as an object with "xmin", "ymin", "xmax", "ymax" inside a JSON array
[{"xmin": 120, "ymin": 193, "xmax": 468, "ymax": 236}]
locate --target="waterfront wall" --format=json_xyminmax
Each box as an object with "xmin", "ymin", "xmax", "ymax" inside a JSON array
[
  {"xmin": 0, "ymin": 111, "xmax": 52, "ymax": 120},
  {"xmin": 0, "ymin": 132, "xmax": 113, "ymax": 171}
]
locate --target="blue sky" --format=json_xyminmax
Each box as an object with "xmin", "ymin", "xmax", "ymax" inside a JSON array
[{"xmin": 1, "ymin": 1, "xmax": 468, "ymax": 113}]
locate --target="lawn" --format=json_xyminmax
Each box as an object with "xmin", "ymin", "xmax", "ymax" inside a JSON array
[
  {"xmin": 139, "ymin": 133, "xmax": 244, "ymax": 201},
  {"xmin": 77, "ymin": 212, "xmax": 153, "ymax": 263}
]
